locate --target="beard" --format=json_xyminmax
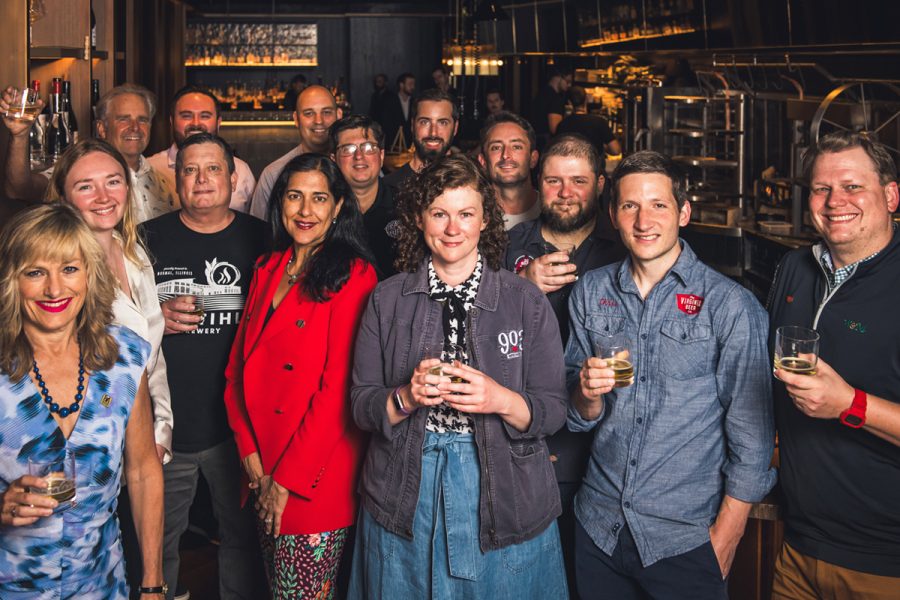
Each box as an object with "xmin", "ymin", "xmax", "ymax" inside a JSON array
[
  {"xmin": 540, "ymin": 196, "xmax": 599, "ymax": 233},
  {"xmin": 174, "ymin": 125, "xmax": 210, "ymax": 147},
  {"xmin": 413, "ymin": 137, "xmax": 450, "ymax": 163}
]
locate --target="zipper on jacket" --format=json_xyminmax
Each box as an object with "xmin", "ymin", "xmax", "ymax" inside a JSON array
[
  {"xmin": 466, "ymin": 308, "xmax": 499, "ymax": 546},
  {"xmin": 811, "ymin": 253, "xmax": 856, "ymax": 329}
]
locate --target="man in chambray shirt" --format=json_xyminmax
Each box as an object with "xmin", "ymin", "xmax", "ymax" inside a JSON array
[{"xmin": 565, "ymin": 150, "xmax": 775, "ymax": 599}]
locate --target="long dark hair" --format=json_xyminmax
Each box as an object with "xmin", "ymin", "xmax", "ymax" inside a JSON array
[{"xmin": 266, "ymin": 153, "xmax": 375, "ymax": 301}]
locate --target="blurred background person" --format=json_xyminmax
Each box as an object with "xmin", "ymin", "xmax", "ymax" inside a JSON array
[
  {"xmin": 225, "ymin": 154, "xmax": 377, "ymax": 599},
  {"xmin": 0, "ymin": 203, "xmax": 165, "ymax": 599},
  {"xmin": 349, "ymin": 154, "xmax": 569, "ymax": 598},
  {"xmin": 556, "ymin": 87, "xmax": 622, "ymax": 157},
  {"xmin": 485, "ymin": 89, "xmax": 506, "ymax": 116}
]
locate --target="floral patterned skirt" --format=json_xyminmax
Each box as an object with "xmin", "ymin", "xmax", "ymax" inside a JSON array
[{"xmin": 258, "ymin": 523, "xmax": 350, "ymax": 600}]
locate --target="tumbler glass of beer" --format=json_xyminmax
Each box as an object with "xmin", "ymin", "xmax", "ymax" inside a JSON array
[
  {"xmin": 594, "ymin": 333, "xmax": 634, "ymax": 388},
  {"xmin": 28, "ymin": 450, "xmax": 77, "ymax": 512},
  {"xmin": 424, "ymin": 342, "xmax": 466, "ymax": 383},
  {"xmin": 774, "ymin": 326, "xmax": 819, "ymax": 375}
]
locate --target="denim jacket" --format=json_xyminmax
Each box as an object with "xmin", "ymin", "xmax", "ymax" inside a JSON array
[
  {"xmin": 351, "ymin": 262, "xmax": 568, "ymax": 552},
  {"xmin": 565, "ymin": 241, "xmax": 776, "ymax": 566}
]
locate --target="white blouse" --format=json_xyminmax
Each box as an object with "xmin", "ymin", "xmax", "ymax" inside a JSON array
[{"xmin": 111, "ymin": 239, "xmax": 174, "ymax": 463}]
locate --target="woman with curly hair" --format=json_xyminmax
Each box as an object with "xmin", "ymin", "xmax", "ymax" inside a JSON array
[{"xmin": 348, "ymin": 154, "xmax": 570, "ymax": 598}]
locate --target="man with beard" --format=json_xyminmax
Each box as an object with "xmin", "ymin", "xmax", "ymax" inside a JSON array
[
  {"xmin": 505, "ymin": 135, "xmax": 625, "ymax": 597},
  {"xmin": 249, "ymin": 85, "xmax": 342, "ymax": 218},
  {"xmin": 478, "ymin": 111, "xmax": 541, "ymax": 230},
  {"xmin": 382, "ymin": 88, "xmax": 458, "ymax": 190},
  {"xmin": 148, "ymin": 86, "xmax": 256, "ymax": 213}
]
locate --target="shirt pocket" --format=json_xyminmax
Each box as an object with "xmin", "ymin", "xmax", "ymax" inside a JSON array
[{"xmin": 658, "ymin": 318, "xmax": 713, "ymax": 380}]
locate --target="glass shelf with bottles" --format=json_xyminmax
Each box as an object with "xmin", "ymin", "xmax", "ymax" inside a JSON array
[{"xmin": 185, "ymin": 22, "xmax": 318, "ymax": 67}]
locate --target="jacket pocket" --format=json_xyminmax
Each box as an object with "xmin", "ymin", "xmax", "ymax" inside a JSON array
[
  {"xmin": 658, "ymin": 318, "xmax": 713, "ymax": 380},
  {"xmin": 506, "ymin": 440, "xmax": 558, "ymax": 532}
]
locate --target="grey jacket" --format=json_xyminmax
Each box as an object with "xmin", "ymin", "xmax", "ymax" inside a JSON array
[{"xmin": 351, "ymin": 263, "xmax": 568, "ymax": 551}]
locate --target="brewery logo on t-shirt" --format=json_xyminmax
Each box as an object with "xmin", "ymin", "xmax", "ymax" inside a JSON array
[
  {"xmin": 156, "ymin": 258, "xmax": 246, "ymax": 335},
  {"xmin": 514, "ymin": 254, "xmax": 533, "ymax": 274}
]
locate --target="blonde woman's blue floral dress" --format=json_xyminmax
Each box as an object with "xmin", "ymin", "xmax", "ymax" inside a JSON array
[{"xmin": 0, "ymin": 325, "xmax": 150, "ymax": 599}]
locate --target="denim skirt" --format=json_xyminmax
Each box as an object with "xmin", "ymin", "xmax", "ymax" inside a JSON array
[{"xmin": 348, "ymin": 431, "xmax": 569, "ymax": 599}]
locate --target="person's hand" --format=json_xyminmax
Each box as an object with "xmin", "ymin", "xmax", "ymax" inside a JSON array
[
  {"xmin": 155, "ymin": 444, "xmax": 167, "ymax": 464},
  {"xmin": 406, "ymin": 358, "xmax": 449, "ymax": 410},
  {"xmin": 519, "ymin": 252, "xmax": 576, "ymax": 293},
  {"xmin": 160, "ymin": 295, "xmax": 202, "ymax": 335},
  {"xmin": 709, "ymin": 523, "xmax": 741, "ymax": 579},
  {"xmin": 775, "ymin": 356, "xmax": 854, "ymax": 420},
  {"xmin": 0, "ymin": 86, "xmax": 43, "ymax": 137},
  {"xmin": 1, "ymin": 475, "xmax": 57, "ymax": 527},
  {"xmin": 440, "ymin": 363, "xmax": 509, "ymax": 415},
  {"xmin": 579, "ymin": 357, "xmax": 616, "ymax": 401},
  {"xmin": 242, "ymin": 452, "xmax": 265, "ymax": 489},
  {"xmin": 255, "ymin": 475, "xmax": 289, "ymax": 537}
]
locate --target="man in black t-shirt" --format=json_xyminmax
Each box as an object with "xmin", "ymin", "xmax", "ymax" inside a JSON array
[
  {"xmin": 144, "ymin": 133, "xmax": 266, "ymax": 600},
  {"xmin": 504, "ymin": 135, "xmax": 625, "ymax": 597},
  {"xmin": 530, "ymin": 69, "xmax": 571, "ymax": 150},
  {"xmin": 556, "ymin": 86, "xmax": 621, "ymax": 158},
  {"xmin": 768, "ymin": 132, "xmax": 900, "ymax": 598},
  {"xmin": 330, "ymin": 114, "xmax": 399, "ymax": 278}
]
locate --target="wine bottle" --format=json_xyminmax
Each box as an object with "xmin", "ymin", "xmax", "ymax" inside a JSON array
[
  {"xmin": 45, "ymin": 78, "xmax": 71, "ymax": 162},
  {"xmin": 91, "ymin": 79, "xmax": 100, "ymax": 137},
  {"xmin": 61, "ymin": 80, "xmax": 79, "ymax": 143}
]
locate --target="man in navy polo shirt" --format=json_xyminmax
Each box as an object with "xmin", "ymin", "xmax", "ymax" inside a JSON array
[{"xmin": 565, "ymin": 150, "xmax": 775, "ymax": 599}]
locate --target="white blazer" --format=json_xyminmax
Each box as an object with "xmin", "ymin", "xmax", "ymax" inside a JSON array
[{"xmin": 112, "ymin": 239, "xmax": 174, "ymax": 463}]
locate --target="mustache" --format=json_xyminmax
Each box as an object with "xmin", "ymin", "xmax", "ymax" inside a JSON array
[
  {"xmin": 422, "ymin": 137, "xmax": 444, "ymax": 144},
  {"xmin": 497, "ymin": 160, "xmax": 519, "ymax": 168},
  {"xmin": 185, "ymin": 125, "xmax": 208, "ymax": 134}
]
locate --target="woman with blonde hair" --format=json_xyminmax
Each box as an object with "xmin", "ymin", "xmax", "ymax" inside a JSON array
[
  {"xmin": 0, "ymin": 203, "xmax": 165, "ymax": 598},
  {"xmin": 45, "ymin": 139, "xmax": 173, "ymax": 590}
]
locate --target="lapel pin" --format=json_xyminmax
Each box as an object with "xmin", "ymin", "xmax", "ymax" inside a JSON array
[{"xmin": 100, "ymin": 394, "xmax": 112, "ymax": 407}]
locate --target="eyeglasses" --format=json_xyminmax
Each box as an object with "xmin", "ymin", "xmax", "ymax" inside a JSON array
[{"xmin": 335, "ymin": 142, "xmax": 380, "ymax": 157}]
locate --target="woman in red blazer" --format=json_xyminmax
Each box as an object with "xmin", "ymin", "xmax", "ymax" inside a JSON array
[{"xmin": 224, "ymin": 154, "xmax": 377, "ymax": 599}]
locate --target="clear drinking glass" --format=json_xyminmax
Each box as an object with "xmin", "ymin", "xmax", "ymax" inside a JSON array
[
  {"xmin": 594, "ymin": 333, "xmax": 635, "ymax": 388},
  {"xmin": 543, "ymin": 241, "xmax": 577, "ymax": 276},
  {"xmin": 774, "ymin": 326, "xmax": 819, "ymax": 375},
  {"xmin": 423, "ymin": 342, "xmax": 466, "ymax": 383},
  {"xmin": 181, "ymin": 294, "xmax": 205, "ymax": 323},
  {"xmin": 28, "ymin": 450, "xmax": 76, "ymax": 512},
  {"xmin": 5, "ymin": 87, "xmax": 41, "ymax": 121}
]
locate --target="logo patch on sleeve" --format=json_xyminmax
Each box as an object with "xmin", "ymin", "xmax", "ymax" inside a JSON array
[
  {"xmin": 513, "ymin": 255, "xmax": 533, "ymax": 274},
  {"xmin": 676, "ymin": 294, "xmax": 704, "ymax": 315}
]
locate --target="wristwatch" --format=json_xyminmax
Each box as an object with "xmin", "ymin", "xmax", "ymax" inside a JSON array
[
  {"xmin": 839, "ymin": 388, "xmax": 867, "ymax": 428},
  {"xmin": 138, "ymin": 583, "xmax": 168, "ymax": 596},
  {"xmin": 392, "ymin": 385, "xmax": 412, "ymax": 416}
]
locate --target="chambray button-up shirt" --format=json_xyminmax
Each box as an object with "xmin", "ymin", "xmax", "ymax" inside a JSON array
[{"xmin": 565, "ymin": 241, "xmax": 775, "ymax": 567}]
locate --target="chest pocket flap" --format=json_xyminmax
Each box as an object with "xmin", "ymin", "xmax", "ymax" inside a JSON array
[
  {"xmin": 585, "ymin": 314, "xmax": 627, "ymax": 336},
  {"xmin": 660, "ymin": 319, "xmax": 711, "ymax": 343}
]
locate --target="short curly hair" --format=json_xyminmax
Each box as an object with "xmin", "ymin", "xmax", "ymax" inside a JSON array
[{"xmin": 394, "ymin": 154, "xmax": 507, "ymax": 273}]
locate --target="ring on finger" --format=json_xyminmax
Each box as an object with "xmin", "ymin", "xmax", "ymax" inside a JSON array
[{"xmin": 11, "ymin": 505, "xmax": 18, "ymax": 517}]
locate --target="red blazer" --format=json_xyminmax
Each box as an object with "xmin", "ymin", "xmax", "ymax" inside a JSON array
[{"xmin": 224, "ymin": 250, "xmax": 376, "ymax": 535}]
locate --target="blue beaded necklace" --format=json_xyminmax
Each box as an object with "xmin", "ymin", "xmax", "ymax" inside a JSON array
[{"xmin": 32, "ymin": 344, "xmax": 85, "ymax": 418}]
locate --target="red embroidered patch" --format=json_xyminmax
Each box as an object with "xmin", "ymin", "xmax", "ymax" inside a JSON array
[
  {"xmin": 514, "ymin": 254, "xmax": 533, "ymax": 274},
  {"xmin": 676, "ymin": 294, "xmax": 704, "ymax": 315},
  {"xmin": 786, "ymin": 295, "xmax": 794, "ymax": 303}
]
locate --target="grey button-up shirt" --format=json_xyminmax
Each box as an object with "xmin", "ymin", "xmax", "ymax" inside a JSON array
[{"xmin": 565, "ymin": 241, "xmax": 776, "ymax": 566}]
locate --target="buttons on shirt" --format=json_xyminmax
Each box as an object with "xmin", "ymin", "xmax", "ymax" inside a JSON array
[
  {"xmin": 624, "ymin": 501, "xmax": 631, "ymax": 509},
  {"xmin": 283, "ymin": 363, "xmax": 294, "ymax": 371},
  {"xmin": 296, "ymin": 319, "xmax": 305, "ymax": 328},
  {"xmin": 612, "ymin": 522, "xmax": 621, "ymax": 533},
  {"xmin": 641, "ymin": 333, "xmax": 647, "ymax": 340},
  {"xmin": 636, "ymin": 417, "xmax": 643, "ymax": 424},
  {"xmin": 639, "ymin": 376, "xmax": 646, "ymax": 382},
  {"xmin": 630, "ymin": 459, "xmax": 637, "ymax": 466}
]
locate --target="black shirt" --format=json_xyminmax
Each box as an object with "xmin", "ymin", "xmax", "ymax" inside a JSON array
[
  {"xmin": 143, "ymin": 211, "xmax": 267, "ymax": 453},
  {"xmin": 363, "ymin": 181, "xmax": 399, "ymax": 279},
  {"xmin": 504, "ymin": 215, "xmax": 626, "ymax": 483},
  {"xmin": 382, "ymin": 162, "xmax": 416, "ymax": 192},
  {"xmin": 556, "ymin": 113, "xmax": 615, "ymax": 155},
  {"xmin": 768, "ymin": 228, "xmax": 900, "ymax": 577},
  {"xmin": 530, "ymin": 85, "xmax": 566, "ymax": 136}
]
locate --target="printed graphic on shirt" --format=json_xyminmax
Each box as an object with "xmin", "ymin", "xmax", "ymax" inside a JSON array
[
  {"xmin": 514, "ymin": 254, "xmax": 533, "ymax": 274},
  {"xmin": 498, "ymin": 329, "xmax": 524, "ymax": 359},
  {"xmin": 156, "ymin": 258, "xmax": 245, "ymax": 335},
  {"xmin": 384, "ymin": 219, "xmax": 402, "ymax": 239},
  {"xmin": 676, "ymin": 293, "xmax": 704, "ymax": 315},
  {"xmin": 844, "ymin": 319, "xmax": 867, "ymax": 333}
]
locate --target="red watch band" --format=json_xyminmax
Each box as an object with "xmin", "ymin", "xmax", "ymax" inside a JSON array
[{"xmin": 840, "ymin": 388, "xmax": 867, "ymax": 428}]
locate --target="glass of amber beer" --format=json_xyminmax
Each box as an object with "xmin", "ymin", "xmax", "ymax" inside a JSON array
[
  {"xmin": 28, "ymin": 450, "xmax": 76, "ymax": 512},
  {"xmin": 774, "ymin": 326, "xmax": 819, "ymax": 375},
  {"xmin": 594, "ymin": 333, "xmax": 634, "ymax": 388}
]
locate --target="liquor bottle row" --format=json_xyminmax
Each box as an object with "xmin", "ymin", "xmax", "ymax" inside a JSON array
[{"xmin": 19, "ymin": 78, "xmax": 99, "ymax": 170}]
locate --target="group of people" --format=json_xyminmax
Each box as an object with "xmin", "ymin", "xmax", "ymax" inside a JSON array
[{"xmin": 0, "ymin": 71, "xmax": 897, "ymax": 600}]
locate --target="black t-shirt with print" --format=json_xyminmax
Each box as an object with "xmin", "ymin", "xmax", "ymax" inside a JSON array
[{"xmin": 143, "ymin": 211, "xmax": 267, "ymax": 453}]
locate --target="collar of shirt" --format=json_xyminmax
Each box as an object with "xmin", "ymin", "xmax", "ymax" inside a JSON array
[
  {"xmin": 133, "ymin": 154, "xmax": 151, "ymax": 177},
  {"xmin": 817, "ymin": 223, "xmax": 896, "ymax": 288},
  {"xmin": 165, "ymin": 143, "xmax": 178, "ymax": 169}
]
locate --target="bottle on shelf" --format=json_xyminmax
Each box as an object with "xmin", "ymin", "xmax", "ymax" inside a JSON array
[
  {"xmin": 90, "ymin": 8, "xmax": 97, "ymax": 50},
  {"xmin": 61, "ymin": 80, "xmax": 79, "ymax": 143},
  {"xmin": 45, "ymin": 77, "xmax": 72, "ymax": 163},
  {"xmin": 28, "ymin": 79, "xmax": 47, "ymax": 169},
  {"xmin": 91, "ymin": 79, "xmax": 100, "ymax": 137}
]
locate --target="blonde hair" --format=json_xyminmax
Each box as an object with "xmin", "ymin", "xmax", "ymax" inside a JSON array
[
  {"xmin": 45, "ymin": 139, "xmax": 146, "ymax": 266},
  {"xmin": 0, "ymin": 204, "xmax": 119, "ymax": 381}
]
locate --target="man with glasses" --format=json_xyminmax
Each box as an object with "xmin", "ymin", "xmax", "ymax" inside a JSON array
[{"xmin": 330, "ymin": 114, "xmax": 398, "ymax": 278}]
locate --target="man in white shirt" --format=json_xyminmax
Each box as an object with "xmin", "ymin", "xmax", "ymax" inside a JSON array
[
  {"xmin": 1, "ymin": 83, "xmax": 176, "ymax": 223},
  {"xmin": 478, "ymin": 111, "xmax": 541, "ymax": 230},
  {"xmin": 147, "ymin": 86, "xmax": 256, "ymax": 213},
  {"xmin": 248, "ymin": 85, "xmax": 341, "ymax": 219}
]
